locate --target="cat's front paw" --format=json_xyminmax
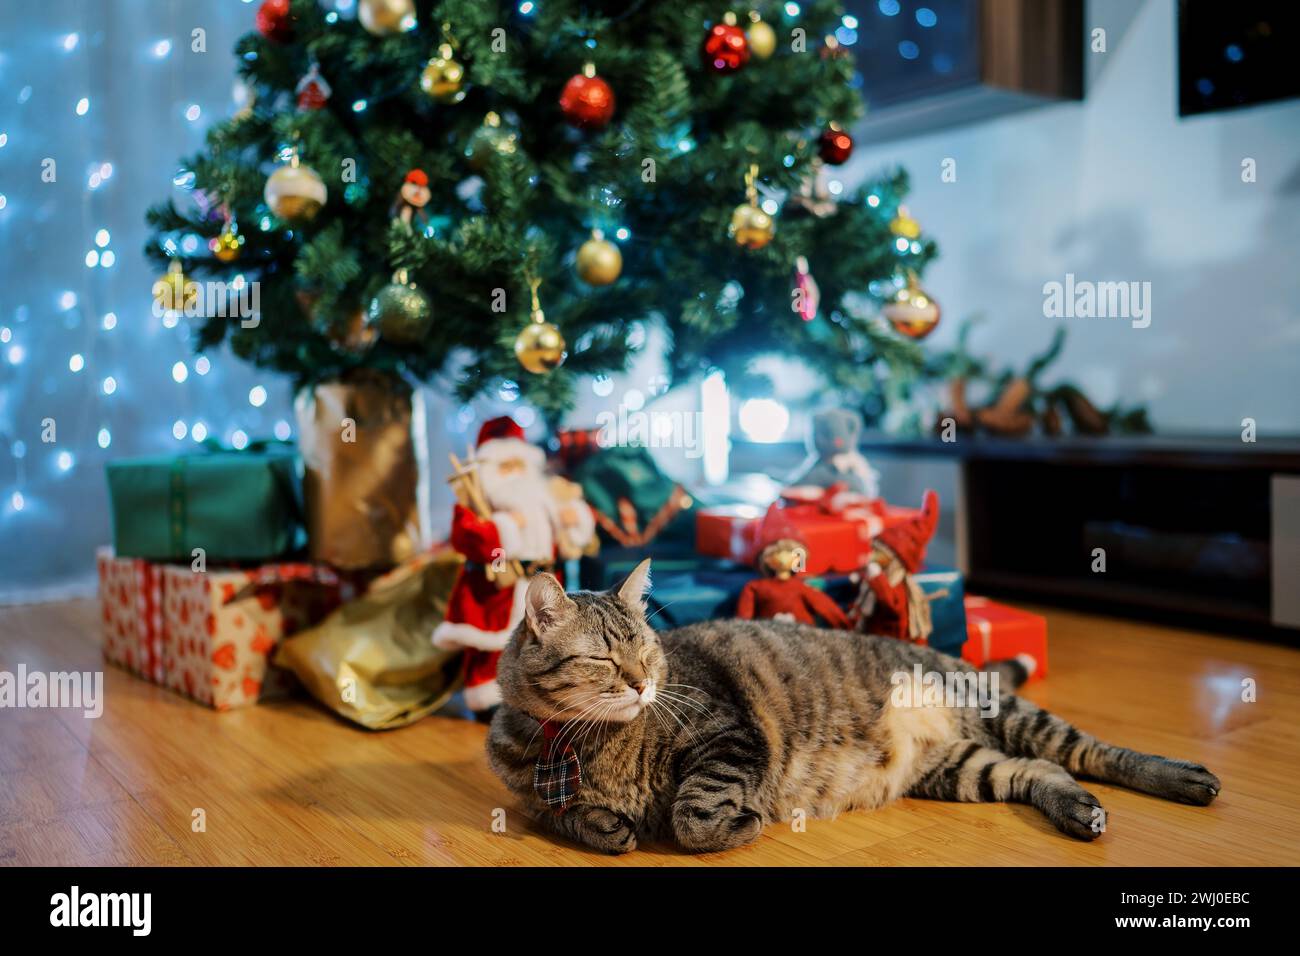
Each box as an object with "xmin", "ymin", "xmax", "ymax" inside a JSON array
[
  {"xmin": 673, "ymin": 803, "xmax": 764, "ymax": 853},
  {"xmin": 573, "ymin": 806, "xmax": 638, "ymax": 855}
]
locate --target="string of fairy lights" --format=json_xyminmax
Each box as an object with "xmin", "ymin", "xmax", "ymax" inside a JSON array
[{"xmin": 0, "ymin": 2, "xmax": 297, "ymax": 542}]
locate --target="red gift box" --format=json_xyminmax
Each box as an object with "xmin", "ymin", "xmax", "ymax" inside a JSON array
[
  {"xmin": 553, "ymin": 427, "xmax": 601, "ymax": 473},
  {"xmin": 695, "ymin": 504, "xmax": 766, "ymax": 564},
  {"xmin": 697, "ymin": 490, "xmax": 922, "ymax": 573},
  {"xmin": 961, "ymin": 596, "xmax": 1048, "ymax": 680},
  {"xmin": 97, "ymin": 548, "xmax": 165, "ymax": 683},
  {"xmin": 161, "ymin": 562, "xmax": 353, "ymax": 710}
]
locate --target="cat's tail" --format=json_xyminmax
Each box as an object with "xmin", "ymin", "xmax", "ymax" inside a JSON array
[{"xmin": 983, "ymin": 654, "xmax": 1037, "ymax": 692}]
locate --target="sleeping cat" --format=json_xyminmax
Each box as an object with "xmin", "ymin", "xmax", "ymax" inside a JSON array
[{"xmin": 486, "ymin": 560, "xmax": 1220, "ymax": 854}]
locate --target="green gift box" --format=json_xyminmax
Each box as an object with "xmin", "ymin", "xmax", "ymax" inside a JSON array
[{"xmin": 106, "ymin": 444, "xmax": 305, "ymax": 562}]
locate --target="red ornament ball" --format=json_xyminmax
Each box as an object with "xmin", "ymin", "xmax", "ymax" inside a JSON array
[
  {"xmin": 702, "ymin": 22, "xmax": 750, "ymax": 72},
  {"xmin": 559, "ymin": 72, "xmax": 616, "ymax": 129},
  {"xmin": 256, "ymin": 0, "xmax": 294, "ymax": 44},
  {"xmin": 819, "ymin": 127, "xmax": 854, "ymax": 165}
]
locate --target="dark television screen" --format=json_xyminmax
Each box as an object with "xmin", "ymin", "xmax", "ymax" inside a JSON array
[{"xmin": 1178, "ymin": 1, "xmax": 1300, "ymax": 116}]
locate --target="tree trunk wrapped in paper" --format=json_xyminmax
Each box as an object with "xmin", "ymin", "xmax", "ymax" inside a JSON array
[{"xmin": 294, "ymin": 370, "xmax": 428, "ymax": 571}]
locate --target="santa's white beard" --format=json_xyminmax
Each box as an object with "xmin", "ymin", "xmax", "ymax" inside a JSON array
[{"xmin": 478, "ymin": 461, "xmax": 555, "ymax": 561}]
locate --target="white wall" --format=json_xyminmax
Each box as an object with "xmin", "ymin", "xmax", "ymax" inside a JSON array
[{"xmin": 844, "ymin": 0, "xmax": 1300, "ymax": 435}]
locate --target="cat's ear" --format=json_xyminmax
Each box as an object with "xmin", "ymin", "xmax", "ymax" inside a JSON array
[
  {"xmin": 614, "ymin": 558, "xmax": 652, "ymax": 612},
  {"xmin": 524, "ymin": 573, "xmax": 573, "ymax": 639}
]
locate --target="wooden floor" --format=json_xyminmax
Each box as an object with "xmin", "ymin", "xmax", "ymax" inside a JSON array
[{"xmin": 2, "ymin": 598, "xmax": 1299, "ymax": 866}]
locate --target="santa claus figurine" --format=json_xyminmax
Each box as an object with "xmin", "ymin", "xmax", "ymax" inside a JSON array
[
  {"xmin": 850, "ymin": 489, "xmax": 940, "ymax": 643},
  {"xmin": 433, "ymin": 416, "xmax": 596, "ymax": 719},
  {"xmin": 736, "ymin": 538, "xmax": 850, "ymax": 629}
]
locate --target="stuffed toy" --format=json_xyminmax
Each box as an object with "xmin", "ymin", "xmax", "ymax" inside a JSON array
[
  {"xmin": 736, "ymin": 538, "xmax": 850, "ymax": 629},
  {"xmin": 791, "ymin": 408, "xmax": 879, "ymax": 498},
  {"xmin": 850, "ymin": 489, "xmax": 940, "ymax": 643}
]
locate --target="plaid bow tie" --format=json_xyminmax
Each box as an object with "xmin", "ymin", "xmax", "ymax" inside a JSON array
[{"xmin": 534, "ymin": 720, "xmax": 582, "ymax": 813}]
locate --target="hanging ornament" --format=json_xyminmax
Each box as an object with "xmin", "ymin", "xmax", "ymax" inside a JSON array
[
  {"xmin": 466, "ymin": 111, "xmax": 518, "ymax": 171},
  {"xmin": 367, "ymin": 269, "xmax": 433, "ymax": 345},
  {"xmin": 703, "ymin": 12, "xmax": 750, "ymax": 72},
  {"xmin": 786, "ymin": 161, "xmax": 838, "ymax": 219},
  {"xmin": 821, "ymin": 33, "xmax": 853, "ymax": 61},
  {"xmin": 420, "ymin": 33, "xmax": 467, "ymax": 104},
  {"xmin": 730, "ymin": 163, "xmax": 775, "ymax": 249},
  {"xmin": 559, "ymin": 63, "xmax": 616, "ymax": 129},
  {"xmin": 264, "ymin": 153, "xmax": 328, "ymax": 222},
  {"xmin": 210, "ymin": 218, "xmax": 244, "ymax": 262},
  {"xmin": 358, "ymin": 0, "xmax": 417, "ymax": 36},
  {"xmin": 296, "ymin": 63, "xmax": 332, "ymax": 111},
  {"xmin": 793, "ymin": 256, "xmax": 819, "ymax": 321},
  {"xmin": 890, "ymin": 205, "xmax": 922, "ymax": 239},
  {"xmin": 515, "ymin": 277, "xmax": 566, "ymax": 374},
  {"xmin": 390, "ymin": 169, "xmax": 432, "ymax": 232},
  {"xmin": 232, "ymin": 79, "xmax": 256, "ymax": 121},
  {"xmin": 153, "ymin": 260, "xmax": 198, "ymax": 312},
  {"xmin": 818, "ymin": 123, "xmax": 854, "ymax": 165},
  {"xmin": 883, "ymin": 271, "xmax": 941, "ymax": 340},
  {"xmin": 746, "ymin": 11, "xmax": 777, "ymax": 60},
  {"xmin": 256, "ymin": 0, "xmax": 295, "ymax": 44},
  {"xmin": 575, "ymin": 230, "xmax": 622, "ymax": 286}
]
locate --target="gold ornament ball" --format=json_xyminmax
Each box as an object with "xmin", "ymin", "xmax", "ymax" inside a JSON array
[
  {"xmin": 730, "ymin": 203, "xmax": 775, "ymax": 249},
  {"xmin": 211, "ymin": 229, "xmax": 243, "ymax": 263},
  {"xmin": 747, "ymin": 20, "xmax": 777, "ymax": 60},
  {"xmin": 466, "ymin": 114, "xmax": 517, "ymax": 171},
  {"xmin": 367, "ymin": 280, "xmax": 433, "ymax": 345},
  {"xmin": 153, "ymin": 265, "xmax": 197, "ymax": 312},
  {"xmin": 515, "ymin": 320, "xmax": 567, "ymax": 374},
  {"xmin": 890, "ymin": 212, "xmax": 921, "ymax": 240},
  {"xmin": 883, "ymin": 280, "xmax": 941, "ymax": 340},
  {"xmin": 576, "ymin": 236, "xmax": 623, "ymax": 285},
  {"xmin": 421, "ymin": 47, "xmax": 466, "ymax": 104},
  {"xmin": 358, "ymin": 0, "xmax": 416, "ymax": 36},
  {"xmin": 264, "ymin": 163, "xmax": 327, "ymax": 222}
]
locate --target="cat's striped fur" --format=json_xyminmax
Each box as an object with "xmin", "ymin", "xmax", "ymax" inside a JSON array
[{"xmin": 486, "ymin": 561, "xmax": 1219, "ymax": 854}]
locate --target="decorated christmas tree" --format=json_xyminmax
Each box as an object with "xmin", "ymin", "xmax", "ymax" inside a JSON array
[{"xmin": 145, "ymin": 0, "xmax": 939, "ymax": 423}]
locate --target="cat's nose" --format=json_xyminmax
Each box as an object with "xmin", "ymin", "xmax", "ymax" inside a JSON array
[{"xmin": 630, "ymin": 679, "xmax": 650, "ymax": 696}]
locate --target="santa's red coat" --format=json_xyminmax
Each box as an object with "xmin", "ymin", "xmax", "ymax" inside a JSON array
[{"xmin": 434, "ymin": 504, "xmax": 575, "ymax": 713}]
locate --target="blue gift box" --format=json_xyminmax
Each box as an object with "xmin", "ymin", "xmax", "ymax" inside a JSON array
[
  {"xmin": 643, "ymin": 570, "xmax": 755, "ymax": 629},
  {"xmin": 913, "ymin": 567, "xmax": 968, "ymax": 656}
]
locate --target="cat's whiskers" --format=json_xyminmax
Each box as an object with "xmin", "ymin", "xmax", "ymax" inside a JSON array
[
  {"xmin": 650, "ymin": 694, "xmax": 701, "ymax": 745},
  {"xmin": 551, "ymin": 693, "xmax": 616, "ymax": 754},
  {"xmin": 656, "ymin": 689, "xmax": 713, "ymax": 720},
  {"xmin": 523, "ymin": 688, "xmax": 599, "ymax": 751}
]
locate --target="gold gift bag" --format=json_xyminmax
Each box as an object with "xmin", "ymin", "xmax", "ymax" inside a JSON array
[
  {"xmin": 274, "ymin": 550, "xmax": 464, "ymax": 730},
  {"xmin": 295, "ymin": 371, "xmax": 428, "ymax": 570}
]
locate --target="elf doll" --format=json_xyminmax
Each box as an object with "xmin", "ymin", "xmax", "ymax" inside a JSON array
[
  {"xmin": 850, "ymin": 489, "xmax": 940, "ymax": 643},
  {"xmin": 736, "ymin": 538, "xmax": 850, "ymax": 629},
  {"xmin": 433, "ymin": 416, "xmax": 597, "ymax": 718},
  {"xmin": 391, "ymin": 168, "xmax": 432, "ymax": 232}
]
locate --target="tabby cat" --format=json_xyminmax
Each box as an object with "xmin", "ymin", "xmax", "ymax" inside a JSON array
[{"xmin": 486, "ymin": 560, "xmax": 1220, "ymax": 854}]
